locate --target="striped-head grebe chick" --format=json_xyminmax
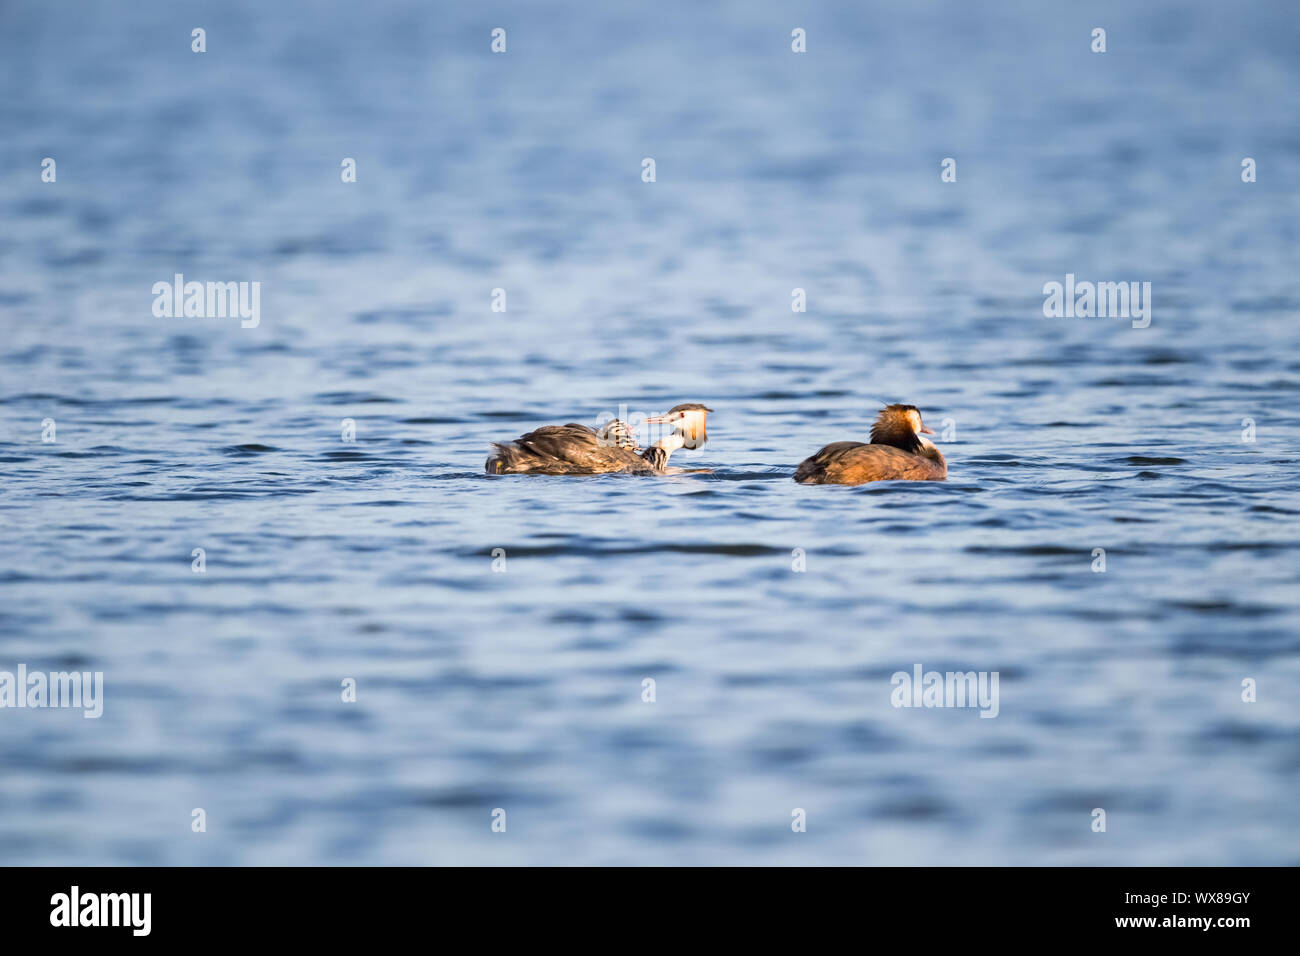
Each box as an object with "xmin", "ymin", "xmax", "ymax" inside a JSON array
[
  {"xmin": 596, "ymin": 418, "xmax": 639, "ymax": 450},
  {"xmin": 793, "ymin": 404, "xmax": 946, "ymax": 485},
  {"xmin": 485, "ymin": 404, "xmax": 712, "ymax": 475}
]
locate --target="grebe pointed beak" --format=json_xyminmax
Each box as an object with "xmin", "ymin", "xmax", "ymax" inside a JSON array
[
  {"xmin": 643, "ymin": 414, "xmax": 673, "ymax": 425},
  {"xmin": 920, "ymin": 425, "xmax": 935, "ymax": 435}
]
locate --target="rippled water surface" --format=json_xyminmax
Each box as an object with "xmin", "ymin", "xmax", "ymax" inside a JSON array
[{"xmin": 2, "ymin": 0, "xmax": 1299, "ymax": 864}]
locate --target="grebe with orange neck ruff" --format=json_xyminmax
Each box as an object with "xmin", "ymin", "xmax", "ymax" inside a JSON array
[
  {"xmin": 486, "ymin": 404, "xmax": 712, "ymax": 475},
  {"xmin": 794, "ymin": 404, "xmax": 946, "ymax": 484}
]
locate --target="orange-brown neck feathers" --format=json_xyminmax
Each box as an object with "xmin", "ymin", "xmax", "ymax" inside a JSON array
[
  {"xmin": 869, "ymin": 404, "xmax": 924, "ymax": 453},
  {"xmin": 676, "ymin": 407, "xmax": 710, "ymax": 449}
]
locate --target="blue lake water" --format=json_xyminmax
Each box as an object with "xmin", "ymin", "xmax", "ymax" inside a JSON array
[{"xmin": 1, "ymin": 0, "xmax": 1298, "ymax": 864}]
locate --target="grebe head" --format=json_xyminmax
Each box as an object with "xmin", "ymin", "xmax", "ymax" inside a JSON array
[
  {"xmin": 869, "ymin": 403, "xmax": 934, "ymax": 452},
  {"xmin": 644, "ymin": 403, "xmax": 712, "ymax": 450}
]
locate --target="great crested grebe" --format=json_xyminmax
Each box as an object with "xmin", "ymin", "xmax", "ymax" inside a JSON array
[
  {"xmin": 794, "ymin": 404, "xmax": 947, "ymax": 485},
  {"xmin": 485, "ymin": 404, "xmax": 712, "ymax": 475}
]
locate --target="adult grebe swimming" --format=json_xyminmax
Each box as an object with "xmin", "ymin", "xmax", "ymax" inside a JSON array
[
  {"xmin": 486, "ymin": 404, "xmax": 712, "ymax": 475},
  {"xmin": 794, "ymin": 404, "xmax": 946, "ymax": 484}
]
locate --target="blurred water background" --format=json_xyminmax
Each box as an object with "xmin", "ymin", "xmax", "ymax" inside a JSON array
[{"xmin": 1, "ymin": 0, "xmax": 1298, "ymax": 864}]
